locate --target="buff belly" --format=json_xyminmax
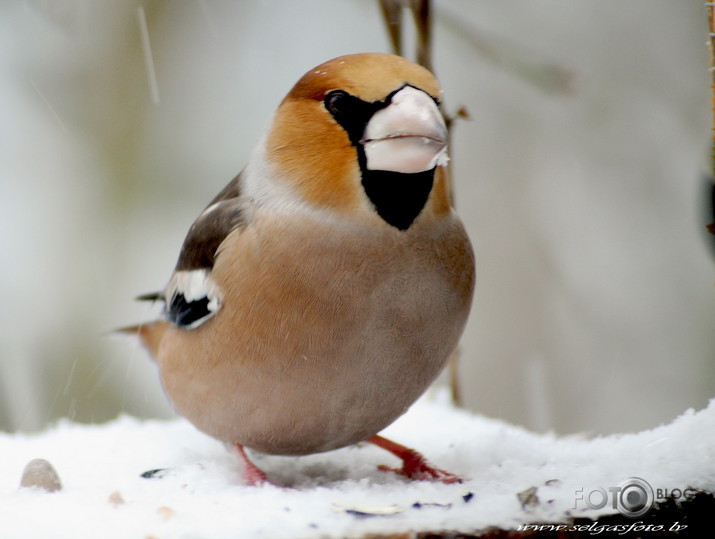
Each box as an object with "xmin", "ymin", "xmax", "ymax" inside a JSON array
[{"xmin": 157, "ymin": 216, "xmax": 474, "ymax": 455}]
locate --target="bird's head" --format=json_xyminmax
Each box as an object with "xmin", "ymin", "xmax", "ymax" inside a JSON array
[{"xmin": 253, "ymin": 53, "xmax": 452, "ymax": 231}]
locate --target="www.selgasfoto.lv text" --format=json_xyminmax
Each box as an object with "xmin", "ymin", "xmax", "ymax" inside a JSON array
[{"xmin": 517, "ymin": 521, "xmax": 687, "ymax": 534}]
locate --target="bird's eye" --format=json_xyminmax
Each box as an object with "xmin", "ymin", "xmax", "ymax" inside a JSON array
[{"xmin": 325, "ymin": 90, "xmax": 351, "ymax": 116}]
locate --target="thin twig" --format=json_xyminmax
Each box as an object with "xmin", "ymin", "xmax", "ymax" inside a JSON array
[
  {"xmin": 410, "ymin": 0, "xmax": 432, "ymax": 72},
  {"xmin": 708, "ymin": 5, "xmax": 715, "ymax": 176},
  {"xmin": 438, "ymin": 7, "xmax": 574, "ymax": 96},
  {"xmin": 707, "ymin": 3, "xmax": 715, "ymax": 234},
  {"xmin": 378, "ymin": 0, "xmax": 403, "ymax": 58}
]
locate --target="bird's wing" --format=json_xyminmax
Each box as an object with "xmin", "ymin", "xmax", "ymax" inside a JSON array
[
  {"xmin": 174, "ymin": 173, "xmax": 245, "ymax": 272},
  {"xmin": 163, "ymin": 172, "xmax": 247, "ymax": 329}
]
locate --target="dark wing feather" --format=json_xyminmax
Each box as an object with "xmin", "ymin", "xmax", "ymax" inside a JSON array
[
  {"xmin": 206, "ymin": 170, "xmax": 242, "ymax": 206},
  {"xmin": 174, "ymin": 172, "xmax": 246, "ymax": 272},
  {"xmin": 136, "ymin": 291, "xmax": 164, "ymax": 302},
  {"xmin": 162, "ymin": 172, "xmax": 247, "ymax": 328}
]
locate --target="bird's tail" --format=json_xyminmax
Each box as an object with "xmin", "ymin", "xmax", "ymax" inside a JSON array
[{"xmin": 113, "ymin": 321, "xmax": 169, "ymax": 361}]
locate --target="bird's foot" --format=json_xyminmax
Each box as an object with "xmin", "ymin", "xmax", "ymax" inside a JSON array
[
  {"xmin": 376, "ymin": 457, "xmax": 461, "ymax": 483},
  {"xmin": 368, "ymin": 435, "xmax": 462, "ymax": 484},
  {"xmin": 233, "ymin": 443, "xmax": 272, "ymax": 486}
]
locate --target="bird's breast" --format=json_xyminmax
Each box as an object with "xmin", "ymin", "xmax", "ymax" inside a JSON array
[{"xmin": 157, "ymin": 210, "xmax": 474, "ymax": 455}]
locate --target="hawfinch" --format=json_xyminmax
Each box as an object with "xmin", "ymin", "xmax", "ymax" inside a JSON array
[{"xmin": 130, "ymin": 53, "xmax": 475, "ymax": 486}]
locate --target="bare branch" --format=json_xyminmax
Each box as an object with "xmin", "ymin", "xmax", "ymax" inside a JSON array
[
  {"xmin": 410, "ymin": 0, "xmax": 432, "ymax": 72},
  {"xmin": 378, "ymin": 0, "xmax": 403, "ymax": 57}
]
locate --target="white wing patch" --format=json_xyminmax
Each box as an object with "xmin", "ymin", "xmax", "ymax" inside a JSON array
[{"xmin": 164, "ymin": 269, "xmax": 222, "ymax": 329}]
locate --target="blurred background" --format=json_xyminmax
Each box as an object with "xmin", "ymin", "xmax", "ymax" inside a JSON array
[{"xmin": 1, "ymin": 0, "xmax": 713, "ymax": 436}]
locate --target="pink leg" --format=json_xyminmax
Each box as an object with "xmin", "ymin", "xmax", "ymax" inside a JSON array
[
  {"xmin": 367, "ymin": 435, "xmax": 461, "ymax": 484},
  {"xmin": 233, "ymin": 444, "xmax": 270, "ymax": 486}
]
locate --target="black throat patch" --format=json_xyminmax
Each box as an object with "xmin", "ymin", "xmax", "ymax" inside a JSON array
[{"xmin": 360, "ymin": 168, "xmax": 434, "ymax": 231}]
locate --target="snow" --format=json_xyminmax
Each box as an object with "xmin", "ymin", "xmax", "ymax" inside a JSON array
[{"xmin": 1, "ymin": 389, "xmax": 713, "ymax": 538}]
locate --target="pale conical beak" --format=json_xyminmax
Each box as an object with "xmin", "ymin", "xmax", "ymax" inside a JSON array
[{"xmin": 361, "ymin": 86, "xmax": 448, "ymax": 174}]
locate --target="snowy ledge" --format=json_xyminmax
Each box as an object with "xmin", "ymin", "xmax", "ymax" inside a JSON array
[{"xmin": 1, "ymin": 390, "xmax": 713, "ymax": 538}]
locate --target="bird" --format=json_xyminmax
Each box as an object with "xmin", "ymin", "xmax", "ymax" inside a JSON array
[{"xmin": 126, "ymin": 52, "xmax": 475, "ymax": 486}]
